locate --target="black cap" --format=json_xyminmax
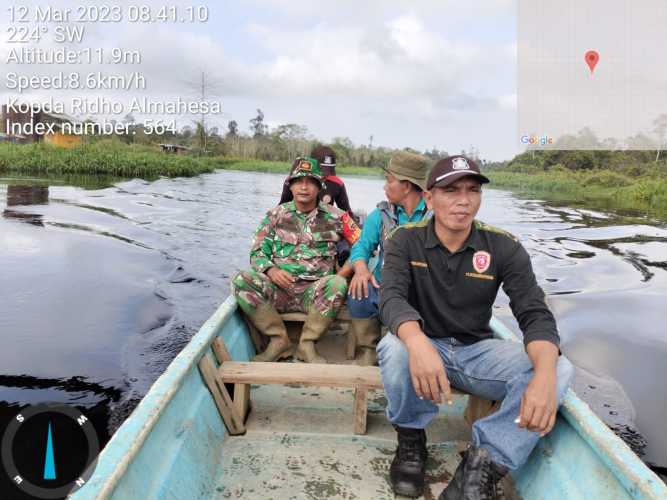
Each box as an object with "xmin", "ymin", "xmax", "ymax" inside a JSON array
[
  {"xmin": 427, "ymin": 155, "xmax": 490, "ymax": 190},
  {"xmin": 310, "ymin": 145, "xmax": 336, "ymax": 168}
]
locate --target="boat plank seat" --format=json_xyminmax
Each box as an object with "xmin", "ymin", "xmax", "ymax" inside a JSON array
[
  {"xmin": 199, "ymin": 338, "xmax": 485, "ymax": 439},
  {"xmin": 220, "ymin": 360, "xmax": 462, "ymax": 436}
]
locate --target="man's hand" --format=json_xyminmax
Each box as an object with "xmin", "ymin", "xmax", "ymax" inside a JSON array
[
  {"xmin": 518, "ymin": 340, "xmax": 559, "ymax": 436},
  {"xmin": 518, "ymin": 372, "xmax": 557, "ymax": 436},
  {"xmin": 349, "ymin": 261, "xmax": 379, "ymax": 299},
  {"xmin": 337, "ymin": 261, "xmax": 354, "ymax": 279},
  {"xmin": 398, "ymin": 322, "xmax": 452, "ymax": 405},
  {"xmin": 266, "ymin": 267, "xmax": 295, "ymax": 290}
]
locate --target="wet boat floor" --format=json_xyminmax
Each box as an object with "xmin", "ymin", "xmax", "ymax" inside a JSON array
[
  {"xmin": 214, "ymin": 328, "xmax": 517, "ymax": 499},
  {"xmin": 214, "ymin": 385, "xmax": 469, "ymax": 499}
]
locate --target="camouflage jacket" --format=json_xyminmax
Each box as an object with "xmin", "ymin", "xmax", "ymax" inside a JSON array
[{"xmin": 250, "ymin": 201, "xmax": 361, "ymax": 280}]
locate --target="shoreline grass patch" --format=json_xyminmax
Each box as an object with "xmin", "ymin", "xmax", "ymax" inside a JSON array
[{"xmin": 486, "ymin": 170, "xmax": 667, "ymax": 219}]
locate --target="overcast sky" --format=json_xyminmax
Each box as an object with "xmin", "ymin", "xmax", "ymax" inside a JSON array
[{"xmin": 1, "ymin": 0, "xmax": 519, "ymax": 160}]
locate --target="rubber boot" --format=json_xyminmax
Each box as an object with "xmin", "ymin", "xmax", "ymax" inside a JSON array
[
  {"xmin": 389, "ymin": 426, "xmax": 428, "ymax": 498},
  {"xmin": 438, "ymin": 445, "xmax": 508, "ymax": 500},
  {"xmin": 246, "ymin": 304, "xmax": 292, "ymax": 362},
  {"xmin": 294, "ymin": 308, "xmax": 334, "ymax": 364},
  {"xmin": 350, "ymin": 317, "xmax": 381, "ymax": 366}
]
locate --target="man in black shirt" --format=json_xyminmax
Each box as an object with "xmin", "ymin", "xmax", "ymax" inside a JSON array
[{"xmin": 378, "ymin": 155, "xmax": 574, "ymax": 499}]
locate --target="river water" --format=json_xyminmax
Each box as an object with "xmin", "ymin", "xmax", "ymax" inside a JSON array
[{"xmin": 1, "ymin": 170, "xmax": 666, "ymax": 472}]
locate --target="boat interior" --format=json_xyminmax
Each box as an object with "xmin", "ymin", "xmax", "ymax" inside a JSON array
[{"xmin": 212, "ymin": 320, "xmax": 518, "ymax": 500}]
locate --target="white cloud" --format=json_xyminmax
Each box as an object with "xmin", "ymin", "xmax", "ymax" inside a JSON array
[{"xmin": 0, "ymin": 1, "xmax": 518, "ymax": 159}]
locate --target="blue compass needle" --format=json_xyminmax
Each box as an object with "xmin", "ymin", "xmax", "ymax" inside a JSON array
[{"xmin": 43, "ymin": 422, "xmax": 56, "ymax": 480}]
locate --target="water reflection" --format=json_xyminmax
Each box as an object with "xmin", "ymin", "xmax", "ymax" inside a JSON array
[
  {"xmin": 3, "ymin": 184, "xmax": 49, "ymax": 226},
  {"xmin": 0, "ymin": 172, "xmax": 665, "ymax": 472}
]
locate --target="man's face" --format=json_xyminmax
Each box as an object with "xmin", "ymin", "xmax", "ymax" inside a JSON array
[
  {"xmin": 289, "ymin": 176, "xmax": 320, "ymax": 205},
  {"xmin": 383, "ymin": 173, "xmax": 409, "ymax": 204},
  {"xmin": 425, "ymin": 177, "xmax": 482, "ymax": 233}
]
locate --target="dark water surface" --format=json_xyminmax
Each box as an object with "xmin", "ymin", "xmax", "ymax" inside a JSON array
[{"xmin": 1, "ymin": 170, "xmax": 666, "ymax": 471}]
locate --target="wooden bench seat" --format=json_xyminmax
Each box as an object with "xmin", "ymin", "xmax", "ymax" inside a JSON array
[
  {"xmin": 199, "ymin": 335, "xmax": 496, "ymax": 440},
  {"xmin": 219, "ymin": 361, "xmax": 383, "ymax": 389}
]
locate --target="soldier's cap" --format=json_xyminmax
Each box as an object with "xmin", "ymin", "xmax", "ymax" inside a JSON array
[
  {"xmin": 427, "ymin": 155, "xmax": 490, "ymax": 190},
  {"xmin": 383, "ymin": 150, "xmax": 430, "ymax": 191},
  {"xmin": 310, "ymin": 145, "xmax": 336, "ymax": 169},
  {"xmin": 288, "ymin": 157, "xmax": 324, "ymax": 188}
]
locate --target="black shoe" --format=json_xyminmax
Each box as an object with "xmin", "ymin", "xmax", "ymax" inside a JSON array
[
  {"xmin": 389, "ymin": 426, "xmax": 428, "ymax": 498},
  {"xmin": 439, "ymin": 446, "xmax": 508, "ymax": 500}
]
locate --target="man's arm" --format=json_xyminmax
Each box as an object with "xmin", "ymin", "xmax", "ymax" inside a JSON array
[
  {"xmin": 250, "ymin": 211, "xmax": 295, "ymax": 289},
  {"xmin": 380, "ymin": 230, "xmax": 452, "ymax": 404},
  {"xmin": 519, "ymin": 340, "xmax": 559, "ymax": 435},
  {"xmin": 501, "ymin": 241, "xmax": 561, "ymax": 435},
  {"xmin": 249, "ymin": 213, "xmax": 275, "ymax": 273},
  {"xmin": 348, "ymin": 209, "xmax": 383, "ymax": 298},
  {"xmin": 501, "ymin": 242, "xmax": 560, "ymax": 347}
]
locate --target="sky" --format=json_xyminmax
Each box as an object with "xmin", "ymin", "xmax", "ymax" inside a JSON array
[{"xmin": 1, "ymin": 0, "xmax": 519, "ymax": 160}]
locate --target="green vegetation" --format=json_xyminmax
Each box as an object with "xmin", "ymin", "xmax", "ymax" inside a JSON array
[
  {"xmin": 484, "ymin": 149, "xmax": 667, "ymax": 218},
  {"xmin": 0, "ymin": 141, "xmax": 221, "ymax": 178},
  {"xmin": 219, "ymin": 159, "xmax": 381, "ymax": 177},
  {"xmin": 0, "ymin": 141, "xmax": 381, "ymax": 180}
]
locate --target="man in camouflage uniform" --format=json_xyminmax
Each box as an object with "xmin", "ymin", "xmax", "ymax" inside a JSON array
[{"xmin": 232, "ymin": 157, "xmax": 361, "ymax": 363}]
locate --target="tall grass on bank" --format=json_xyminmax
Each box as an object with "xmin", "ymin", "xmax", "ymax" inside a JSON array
[
  {"xmin": 486, "ymin": 169, "xmax": 667, "ymax": 216},
  {"xmin": 218, "ymin": 158, "xmax": 382, "ymax": 177},
  {"xmin": 0, "ymin": 142, "xmax": 221, "ymax": 178},
  {"xmin": 0, "ymin": 143, "xmax": 382, "ymax": 179}
]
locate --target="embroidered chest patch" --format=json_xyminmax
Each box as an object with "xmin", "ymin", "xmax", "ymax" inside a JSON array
[{"xmin": 472, "ymin": 251, "xmax": 491, "ymax": 273}]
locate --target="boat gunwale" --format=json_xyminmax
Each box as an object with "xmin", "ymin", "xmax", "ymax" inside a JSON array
[
  {"xmin": 77, "ymin": 300, "xmax": 666, "ymax": 499},
  {"xmin": 490, "ymin": 317, "xmax": 666, "ymax": 499},
  {"xmin": 80, "ymin": 296, "xmax": 238, "ymax": 499}
]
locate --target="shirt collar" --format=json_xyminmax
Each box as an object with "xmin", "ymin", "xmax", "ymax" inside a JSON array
[
  {"xmin": 396, "ymin": 196, "xmax": 427, "ymax": 217},
  {"xmin": 425, "ymin": 218, "xmax": 481, "ymax": 252},
  {"xmin": 286, "ymin": 200, "xmax": 325, "ymax": 216}
]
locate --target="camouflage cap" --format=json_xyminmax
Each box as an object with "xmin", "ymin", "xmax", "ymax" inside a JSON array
[
  {"xmin": 384, "ymin": 150, "xmax": 430, "ymax": 191},
  {"xmin": 288, "ymin": 157, "xmax": 324, "ymax": 188}
]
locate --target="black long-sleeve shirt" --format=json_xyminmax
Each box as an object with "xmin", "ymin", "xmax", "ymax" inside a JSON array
[
  {"xmin": 379, "ymin": 218, "xmax": 560, "ymax": 348},
  {"xmin": 280, "ymin": 175, "xmax": 354, "ymax": 218}
]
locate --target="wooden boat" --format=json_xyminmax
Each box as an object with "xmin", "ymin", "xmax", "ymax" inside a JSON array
[{"xmin": 73, "ymin": 296, "xmax": 667, "ymax": 499}]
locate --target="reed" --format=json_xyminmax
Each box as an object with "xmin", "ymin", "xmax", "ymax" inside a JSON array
[
  {"xmin": 486, "ymin": 170, "xmax": 667, "ymax": 218},
  {"xmin": 0, "ymin": 142, "xmax": 221, "ymax": 177}
]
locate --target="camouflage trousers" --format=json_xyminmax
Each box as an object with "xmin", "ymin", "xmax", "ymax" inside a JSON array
[{"xmin": 231, "ymin": 269, "xmax": 348, "ymax": 318}]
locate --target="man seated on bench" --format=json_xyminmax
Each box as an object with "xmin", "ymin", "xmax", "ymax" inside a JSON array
[
  {"xmin": 231, "ymin": 157, "xmax": 360, "ymax": 363},
  {"xmin": 378, "ymin": 155, "xmax": 574, "ymax": 499},
  {"xmin": 346, "ymin": 150, "xmax": 431, "ymax": 366}
]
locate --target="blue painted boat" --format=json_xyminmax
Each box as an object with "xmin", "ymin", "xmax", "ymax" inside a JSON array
[{"xmin": 72, "ymin": 296, "xmax": 667, "ymax": 499}]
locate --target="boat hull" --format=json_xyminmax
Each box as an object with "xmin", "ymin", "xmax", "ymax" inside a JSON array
[{"xmin": 72, "ymin": 297, "xmax": 667, "ymax": 499}]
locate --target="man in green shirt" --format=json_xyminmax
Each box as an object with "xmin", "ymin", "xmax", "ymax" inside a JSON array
[{"xmin": 232, "ymin": 157, "xmax": 360, "ymax": 363}]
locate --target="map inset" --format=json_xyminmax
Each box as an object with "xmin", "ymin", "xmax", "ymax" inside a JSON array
[{"xmin": 518, "ymin": 0, "xmax": 667, "ymax": 150}]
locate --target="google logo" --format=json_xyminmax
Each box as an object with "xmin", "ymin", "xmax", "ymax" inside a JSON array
[{"xmin": 520, "ymin": 134, "xmax": 554, "ymax": 146}]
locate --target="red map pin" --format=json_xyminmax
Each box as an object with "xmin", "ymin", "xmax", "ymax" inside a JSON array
[{"xmin": 585, "ymin": 50, "xmax": 600, "ymax": 74}]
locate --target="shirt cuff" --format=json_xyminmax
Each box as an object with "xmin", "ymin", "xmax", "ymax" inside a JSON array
[
  {"xmin": 389, "ymin": 311, "xmax": 424, "ymax": 337},
  {"xmin": 252, "ymin": 260, "xmax": 273, "ymax": 274},
  {"xmin": 523, "ymin": 331, "xmax": 560, "ymax": 349}
]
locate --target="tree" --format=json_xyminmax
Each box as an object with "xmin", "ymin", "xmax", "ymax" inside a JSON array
[
  {"xmin": 653, "ymin": 114, "xmax": 667, "ymax": 162},
  {"xmin": 249, "ymin": 109, "xmax": 267, "ymax": 137},
  {"xmin": 227, "ymin": 120, "xmax": 238, "ymax": 137}
]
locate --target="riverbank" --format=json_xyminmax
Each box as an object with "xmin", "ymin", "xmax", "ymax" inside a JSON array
[
  {"xmin": 485, "ymin": 170, "xmax": 667, "ymax": 220},
  {"xmin": 219, "ymin": 158, "xmax": 381, "ymax": 177},
  {"xmin": 0, "ymin": 142, "xmax": 220, "ymax": 178},
  {"xmin": 0, "ymin": 142, "xmax": 381, "ymax": 180}
]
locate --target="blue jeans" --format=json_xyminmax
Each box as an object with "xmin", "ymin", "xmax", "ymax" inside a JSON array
[
  {"xmin": 377, "ymin": 333, "xmax": 574, "ymax": 470},
  {"xmin": 347, "ymin": 281, "xmax": 380, "ymax": 319}
]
